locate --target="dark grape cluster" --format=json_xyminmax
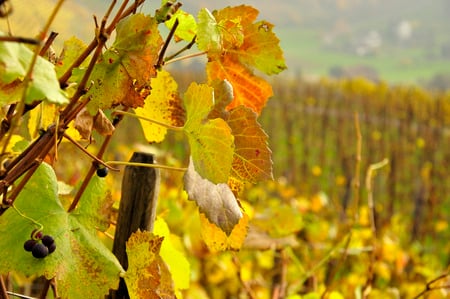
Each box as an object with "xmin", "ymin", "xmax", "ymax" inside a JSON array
[{"xmin": 23, "ymin": 229, "xmax": 56, "ymax": 259}]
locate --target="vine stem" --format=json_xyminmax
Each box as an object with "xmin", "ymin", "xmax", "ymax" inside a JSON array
[
  {"xmin": 62, "ymin": 133, "xmax": 119, "ymax": 171},
  {"xmin": 106, "ymin": 161, "xmax": 187, "ymax": 172},
  {"xmin": 164, "ymin": 51, "xmax": 207, "ymax": 66},
  {"xmin": 113, "ymin": 110, "xmax": 184, "ymax": 131},
  {"xmin": 362, "ymin": 158, "xmax": 389, "ymax": 299},
  {"xmin": 11, "ymin": 204, "xmax": 43, "ymax": 232},
  {"xmin": 67, "ymin": 109, "xmax": 128, "ymax": 213},
  {"xmin": 0, "ymin": 275, "xmax": 8, "ymax": 299}
]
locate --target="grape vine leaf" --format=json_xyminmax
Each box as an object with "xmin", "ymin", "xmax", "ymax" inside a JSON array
[
  {"xmin": 0, "ymin": 32, "xmax": 68, "ymax": 105},
  {"xmin": 202, "ymin": 5, "xmax": 286, "ymax": 114},
  {"xmin": 124, "ymin": 230, "xmax": 176, "ymax": 299},
  {"xmin": 227, "ymin": 106, "xmax": 273, "ymax": 183},
  {"xmin": 86, "ymin": 14, "xmax": 163, "ymax": 114},
  {"xmin": 206, "ymin": 55, "xmax": 273, "ymax": 114},
  {"xmin": 164, "ymin": 5, "xmax": 197, "ymax": 42},
  {"xmin": 199, "ymin": 212, "xmax": 249, "ymax": 252},
  {"xmin": 197, "ymin": 8, "xmax": 222, "ymax": 53},
  {"xmin": 55, "ymin": 36, "xmax": 87, "ymax": 78},
  {"xmin": 182, "ymin": 82, "xmax": 234, "ymax": 184},
  {"xmin": 136, "ymin": 69, "xmax": 185, "ymax": 143},
  {"xmin": 27, "ymin": 102, "xmax": 58, "ymax": 139},
  {"xmin": 184, "ymin": 159, "xmax": 242, "ymax": 235},
  {"xmin": 197, "ymin": 8, "xmax": 243, "ymax": 55},
  {"xmin": 0, "ymin": 163, "xmax": 123, "ymax": 299},
  {"xmin": 153, "ymin": 217, "xmax": 190, "ymax": 291},
  {"xmin": 212, "ymin": 5, "xmax": 286, "ymax": 75}
]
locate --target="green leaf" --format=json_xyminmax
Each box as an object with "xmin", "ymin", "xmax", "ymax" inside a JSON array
[
  {"xmin": 184, "ymin": 83, "xmax": 234, "ymax": 184},
  {"xmin": 73, "ymin": 175, "xmax": 113, "ymax": 232},
  {"xmin": 165, "ymin": 9, "xmax": 197, "ymax": 42},
  {"xmin": 124, "ymin": 230, "xmax": 176, "ymax": 299},
  {"xmin": 183, "ymin": 82, "xmax": 234, "ymax": 184},
  {"xmin": 0, "ymin": 32, "xmax": 68, "ymax": 105},
  {"xmin": 0, "ymin": 163, "xmax": 123, "ymax": 299},
  {"xmin": 197, "ymin": 8, "xmax": 222, "ymax": 52}
]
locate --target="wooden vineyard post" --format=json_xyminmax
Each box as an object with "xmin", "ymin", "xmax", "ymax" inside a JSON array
[{"xmin": 108, "ymin": 152, "xmax": 160, "ymax": 299}]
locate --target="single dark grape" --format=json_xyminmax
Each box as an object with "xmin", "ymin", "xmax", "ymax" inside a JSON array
[
  {"xmin": 30, "ymin": 229, "xmax": 43, "ymax": 240},
  {"xmin": 32, "ymin": 243, "xmax": 49, "ymax": 258},
  {"xmin": 47, "ymin": 242, "xmax": 56, "ymax": 254},
  {"xmin": 96, "ymin": 167, "xmax": 109, "ymax": 178},
  {"xmin": 42, "ymin": 235, "xmax": 54, "ymax": 247},
  {"xmin": 24, "ymin": 239, "xmax": 37, "ymax": 252}
]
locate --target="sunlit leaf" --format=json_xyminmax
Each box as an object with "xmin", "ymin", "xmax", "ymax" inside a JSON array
[
  {"xmin": 227, "ymin": 106, "xmax": 273, "ymax": 183},
  {"xmin": 212, "ymin": 6, "xmax": 286, "ymax": 75},
  {"xmin": 212, "ymin": 5, "xmax": 259, "ymax": 27},
  {"xmin": 136, "ymin": 69, "xmax": 185, "ymax": 143},
  {"xmin": 0, "ymin": 32, "xmax": 68, "ymax": 105},
  {"xmin": 200, "ymin": 212, "xmax": 248, "ymax": 252},
  {"xmin": 197, "ymin": 8, "xmax": 222, "ymax": 53},
  {"xmin": 183, "ymin": 82, "xmax": 234, "ymax": 183},
  {"xmin": 153, "ymin": 218, "xmax": 190, "ymax": 290},
  {"xmin": 184, "ymin": 159, "xmax": 242, "ymax": 235},
  {"xmin": 165, "ymin": 8, "xmax": 197, "ymax": 42},
  {"xmin": 207, "ymin": 56, "xmax": 273, "ymax": 114},
  {"xmin": 124, "ymin": 230, "xmax": 176, "ymax": 299},
  {"xmin": 0, "ymin": 163, "xmax": 123, "ymax": 299}
]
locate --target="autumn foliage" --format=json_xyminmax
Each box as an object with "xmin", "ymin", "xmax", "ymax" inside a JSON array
[{"xmin": 0, "ymin": 0, "xmax": 285, "ymax": 298}]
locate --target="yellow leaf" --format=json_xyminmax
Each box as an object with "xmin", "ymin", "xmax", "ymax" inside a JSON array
[
  {"xmin": 136, "ymin": 70, "xmax": 184, "ymax": 143},
  {"xmin": 153, "ymin": 218, "xmax": 190, "ymax": 290},
  {"xmin": 27, "ymin": 102, "xmax": 58, "ymax": 139},
  {"xmin": 200, "ymin": 212, "xmax": 249, "ymax": 252}
]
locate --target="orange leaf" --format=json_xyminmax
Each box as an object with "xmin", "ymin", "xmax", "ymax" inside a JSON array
[
  {"xmin": 212, "ymin": 5, "xmax": 286, "ymax": 75},
  {"xmin": 213, "ymin": 5, "xmax": 259, "ymax": 27},
  {"xmin": 200, "ymin": 212, "xmax": 249, "ymax": 252},
  {"xmin": 206, "ymin": 56, "xmax": 273, "ymax": 114},
  {"xmin": 227, "ymin": 106, "xmax": 273, "ymax": 183}
]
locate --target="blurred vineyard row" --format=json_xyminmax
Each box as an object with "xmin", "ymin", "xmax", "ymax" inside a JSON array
[{"xmin": 262, "ymin": 77, "xmax": 449, "ymax": 243}]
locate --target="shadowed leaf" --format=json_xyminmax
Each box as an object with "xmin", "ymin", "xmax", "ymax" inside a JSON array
[{"xmin": 184, "ymin": 159, "xmax": 242, "ymax": 235}]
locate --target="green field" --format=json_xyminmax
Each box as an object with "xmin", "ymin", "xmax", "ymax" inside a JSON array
[{"xmin": 279, "ymin": 28, "xmax": 450, "ymax": 84}]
